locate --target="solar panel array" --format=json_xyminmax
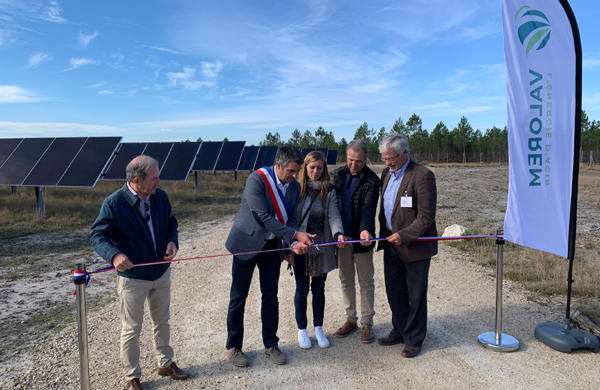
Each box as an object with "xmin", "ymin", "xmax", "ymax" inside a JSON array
[
  {"xmin": 1, "ymin": 137, "xmax": 340, "ymax": 187},
  {"xmin": 214, "ymin": 141, "xmax": 245, "ymax": 171},
  {"xmin": 192, "ymin": 141, "xmax": 223, "ymax": 171},
  {"xmin": 0, "ymin": 137, "xmax": 121, "ymax": 187},
  {"xmin": 254, "ymin": 145, "xmax": 279, "ymax": 169},
  {"xmin": 160, "ymin": 142, "xmax": 202, "ymax": 180},
  {"xmin": 326, "ymin": 149, "xmax": 339, "ymax": 165},
  {"xmin": 238, "ymin": 146, "xmax": 260, "ymax": 170}
]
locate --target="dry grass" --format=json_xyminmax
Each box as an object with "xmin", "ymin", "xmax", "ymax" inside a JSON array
[
  {"xmin": 0, "ymin": 172, "xmax": 247, "ymax": 279},
  {"xmin": 0, "ymin": 171, "xmax": 247, "ymax": 240}
]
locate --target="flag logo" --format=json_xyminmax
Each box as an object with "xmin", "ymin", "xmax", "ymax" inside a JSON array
[{"xmin": 515, "ymin": 6, "xmax": 551, "ymax": 55}]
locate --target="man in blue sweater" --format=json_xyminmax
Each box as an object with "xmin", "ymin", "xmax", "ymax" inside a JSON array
[{"xmin": 91, "ymin": 155, "xmax": 188, "ymax": 390}]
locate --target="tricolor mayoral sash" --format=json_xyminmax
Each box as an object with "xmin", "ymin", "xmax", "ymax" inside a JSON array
[{"xmin": 256, "ymin": 167, "xmax": 290, "ymax": 225}]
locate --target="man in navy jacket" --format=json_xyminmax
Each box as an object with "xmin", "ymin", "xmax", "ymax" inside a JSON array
[{"xmin": 91, "ymin": 155, "xmax": 188, "ymax": 390}]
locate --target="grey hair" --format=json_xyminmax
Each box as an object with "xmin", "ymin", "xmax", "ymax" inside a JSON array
[
  {"xmin": 126, "ymin": 155, "xmax": 159, "ymax": 182},
  {"xmin": 379, "ymin": 135, "xmax": 410, "ymax": 155},
  {"xmin": 347, "ymin": 139, "xmax": 368, "ymax": 156},
  {"xmin": 276, "ymin": 146, "xmax": 303, "ymax": 167}
]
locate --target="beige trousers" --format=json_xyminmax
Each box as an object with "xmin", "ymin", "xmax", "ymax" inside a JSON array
[
  {"xmin": 337, "ymin": 246, "xmax": 375, "ymax": 326},
  {"xmin": 117, "ymin": 267, "xmax": 173, "ymax": 380}
]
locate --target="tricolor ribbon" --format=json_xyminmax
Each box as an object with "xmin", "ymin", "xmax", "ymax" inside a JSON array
[{"xmin": 256, "ymin": 167, "xmax": 290, "ymax": 224}]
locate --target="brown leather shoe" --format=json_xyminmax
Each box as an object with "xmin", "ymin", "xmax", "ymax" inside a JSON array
[
  {"xmin": 335, "ymin": 320, "xmax": 358, "ymax": 338},
  {"xmin": 125, "ymin": 378, "xmax": 142, "ymax": 390},
  {"xmin": 377, "ymin": 334, "xmax": 404, "ymax": 346},
  {"xmin": 157, "ymin": 362, "xmax": 189, "ymax": 380},
  {"xmin": 401, "ymin": 345, "xmax": 420, "ymax": 358},
  {"xmin": 265, "ymin": 346, "xmax": 286, "ymax": 365},
  {"xmin": 360, "ymin": 324, "xmax": 374, "ymax": 344}
]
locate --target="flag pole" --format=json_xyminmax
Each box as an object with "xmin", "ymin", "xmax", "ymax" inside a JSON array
[{"xmin": 534, "ymin": 0, "xmax": 599, "ymax": 353}]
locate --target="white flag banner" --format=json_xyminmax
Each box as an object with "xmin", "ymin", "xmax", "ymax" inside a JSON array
[{"xmin": 502, "ymin": 0, "xmax": 578, "ymax": 258}]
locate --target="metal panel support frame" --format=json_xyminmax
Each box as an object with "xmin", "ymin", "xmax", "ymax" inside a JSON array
[
  {"xmin": 194, "ymin": 171, "xmax": 199, "ymax": 192},
  {"xmin": 478, "ymin": 229, "xmax": 520, "ymax": 352},
  {"xmin": 74, "ymin": 262, "xmax": 90, "ymax": 390},
  {"xmin": 35, "ymin": 186, "xmax": 46, "ymax": 215}
]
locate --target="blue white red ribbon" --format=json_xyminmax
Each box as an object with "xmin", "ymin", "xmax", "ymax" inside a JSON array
[{"xmin": 256, "ymin": 167, "xmax": 289, "ymax": 224}]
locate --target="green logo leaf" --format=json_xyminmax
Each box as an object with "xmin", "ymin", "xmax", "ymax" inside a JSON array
[{"xmin": 515, "ymin": 6, "xmax": 551, "ymax": 55}]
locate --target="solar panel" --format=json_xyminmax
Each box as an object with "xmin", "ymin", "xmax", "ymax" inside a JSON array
[
  {"xmin": 22, "ymin": 138, "xmax": 86, "ymax": 186},
  {"xmin": 192, "ymin": 141, "xmax": 223, "ymax": 171},
  {"xmin": 58, "ymin": 137, "xmax": 121, "ymax": 187},
  {"xmin": 300, "ymin": 148, "xmax": 314, "ymax": 158},
  {"xmin": 254, "ymin": 145, "xmax": 278, "ymax": 169},
  {"xmin": 237, "ymin": 146, "xmax": 260, "ymax": 171},
  {"xmin": 0, "ymin": 138, "xmax": 23, "ymax": 168},
  {"xmin": 103, "ymin": 143, "xmax": 147, "ymax": 180},
  {"xmin": 0, "ymin": 138, "xmax": 53, "ymax": 185},
  {"xmin": 315, "ymin": 148, "xmax": 328, "ymax": 157},
  {"xmin": 160, "ymin": 142, "xmax": 201, "ymax": 181},
  {"xmin": 326, "ymin": 149, "xmax": 339, "ymax": 165},
  {"xmin": 143, "ymin": 143, "xmax": 174, "ymax": 171},
  {"xmin": 214, "ymin": 141, "xmax": 246, "ymax": 171}
]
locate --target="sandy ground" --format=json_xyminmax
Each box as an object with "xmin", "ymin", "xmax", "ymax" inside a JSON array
[{"xmin": 2, "ymin": 166, "xmax": 600, "ymax": 389}]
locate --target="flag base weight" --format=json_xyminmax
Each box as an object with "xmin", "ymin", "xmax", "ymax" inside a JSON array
[
  {"xmin": 535, "ymin": 319, "xmax": 600, "ymax": 353},
  {"xmin": 478, "ymin": 332, "xmax": 519, "ymax": 352}
]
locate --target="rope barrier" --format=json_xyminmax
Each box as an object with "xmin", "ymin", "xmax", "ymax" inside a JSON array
[{"xmin": 73, "ymin": 233, "xmax": 503, "ymax": 290}]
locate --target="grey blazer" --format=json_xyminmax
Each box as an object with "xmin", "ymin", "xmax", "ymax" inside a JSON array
[
  {"xmin": 225, "ymin": 167, "xmax": 300, "ymax": 260},
  {"xmin": 296, "ymin": 188, "xmax": 344, "ymax": 274}
]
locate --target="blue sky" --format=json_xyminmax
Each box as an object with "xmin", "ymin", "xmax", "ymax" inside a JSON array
[{"xmin": 1, "ymin": 0, "xmax": 599, "ymax": 144}]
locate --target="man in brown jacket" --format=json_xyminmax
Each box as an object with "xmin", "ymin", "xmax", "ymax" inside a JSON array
[{"xmin": 376, "ymin": 134, "xmax": 437, "ymax": 358}]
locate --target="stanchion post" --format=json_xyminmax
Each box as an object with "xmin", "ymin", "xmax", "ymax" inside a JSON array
[
  {"xmin": 74, "ymin": 262, "xmax": 91, "ymax": 390},
  {"xmin": 194, "ymin": 171, "xmax": 199, "ymax": 192},
  {"xmin": 477, "ymin": 229, "xmax": 520, "ymax": 352}
]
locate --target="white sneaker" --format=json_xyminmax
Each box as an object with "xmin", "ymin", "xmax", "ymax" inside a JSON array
[
  {"xmin": 314, "ymin": 326, "xmax": 330, "ymax": 348},
  {"xmin": 298, "ymin": 329, "xmax": 312, "ymax": 349}
]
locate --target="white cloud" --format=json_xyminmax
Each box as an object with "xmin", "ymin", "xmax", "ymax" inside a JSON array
[
  {"xmin": 0, "ymin": 29, "xmax": 8, "ymax": 46},
  {"xmin": 201, "ymin": 61, "xmax": 223, "ymax": 79},
  {"xmin": 65, "ymin": 57, "xmax": 96, "ymax": 71},
  {"xmin": 78, "ymin": 30, "xmax": 99, "ymax": 47},
  {"xmin": 166, "ymin": 67, "xmax": 214, "ymax": 90},
  {"xmin": 583, "ymin": 58, "xmax": 600, "ymax": 69},
  {"xmin": 28, "ymin": 52, "xmax": 50, "ymax": 68},
  {"xmin": 144, "ymin": 45, "xmax": 182, "ymax": 55},
  {"xmin": 0, "ymin": 85, "xmax": 45, "ymax": 103},
  {"xmin": 0, "ymin": 121, "xmax": 118, "ymax": 136},
  {"xmin": 41, "ymin": 1, "xmax": 67, "ymax": 23},
  {"xmin": 88, "ymin": 81, "xmax": 106, "ymax": 89},
  {"xmin": 98, "ymin": 90, "xmax": 113, "ymax": 95}
]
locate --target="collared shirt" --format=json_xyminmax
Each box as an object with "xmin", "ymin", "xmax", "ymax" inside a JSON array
[
  {"xmin": 383, "ymin": 158, "xmax": 410, "ymax": 231},
  {"xmin": 275, "ymin": 172, "xmax": 289, "ymax": 196},
  {"xmin": 127, "ymin": 182, "xmax": 157, "ymax": 250}
]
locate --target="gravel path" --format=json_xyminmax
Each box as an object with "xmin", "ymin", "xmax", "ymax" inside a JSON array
[
  {"xmin": 9, "ymin": 216, "xmax": 600, "ymax": 389},
  {"xmin": 4, "ymin": 166, "xmax": 600, "ymax": 389}
]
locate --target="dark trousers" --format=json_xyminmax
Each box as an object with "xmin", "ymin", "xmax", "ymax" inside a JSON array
[
  {"xmin": 226, "ymin": 239, "xmax": 281, "ymax": 350},
  {"xmin": 293, "ymin": 254, "xmax": 327, "ymax": 329},
  {"xmin": 383, "ymin": 243, "xmax": 430, "ymax": 348}
]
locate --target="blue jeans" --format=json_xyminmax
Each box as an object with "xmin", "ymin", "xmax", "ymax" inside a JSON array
[{"xmin": 293, "ymin": 254, "xmax": 327, "ymax": 329}]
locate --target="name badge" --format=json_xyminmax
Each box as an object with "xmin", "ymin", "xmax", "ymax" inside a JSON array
[{"xmin": 401, "ymin": 196, "xmax": 412, "ymax": 208}]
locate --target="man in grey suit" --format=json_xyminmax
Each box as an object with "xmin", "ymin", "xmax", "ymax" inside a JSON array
[{"xmin": 225, "ymin": 146, "xmax": 313, "ymax": 367}]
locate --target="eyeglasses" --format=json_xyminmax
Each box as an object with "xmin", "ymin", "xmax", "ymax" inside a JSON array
[{"xmin": 381, "ymin": 154, "xmax": 400, "ymax": 162}]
